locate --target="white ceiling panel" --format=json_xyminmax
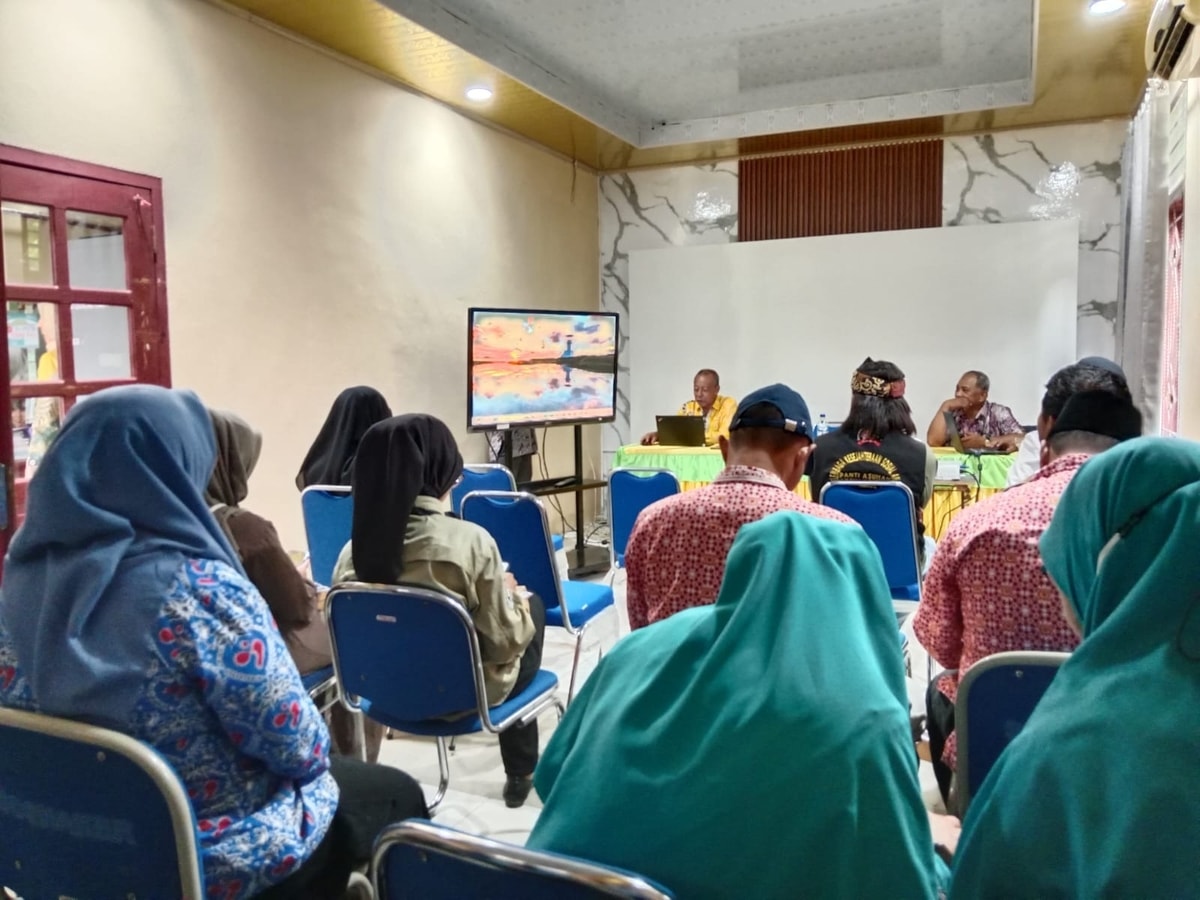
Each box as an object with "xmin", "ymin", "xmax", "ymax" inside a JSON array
[{"xmin": 380, "ymin": 0, "xmax": 1036, "ymax": 147}]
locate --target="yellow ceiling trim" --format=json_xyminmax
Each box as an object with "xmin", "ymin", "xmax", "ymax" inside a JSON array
[{"xmin": 215, "ymin": 0, "xmax": 1155, "ymax": 171}]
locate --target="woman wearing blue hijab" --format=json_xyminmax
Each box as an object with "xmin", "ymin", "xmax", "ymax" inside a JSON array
[
  {"xmin": 0, "ymin": 386, "xmax": 425, "ymax": 899},
  {"xmin": 528, "ymin": 510, "xmax": 947, "ymax": 899},
  {"xmin": 950, "ymin": 437, "xmax": 1200, "ymax": 897}
]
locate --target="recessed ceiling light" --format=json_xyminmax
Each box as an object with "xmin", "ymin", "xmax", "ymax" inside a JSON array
[
  {"xmin": 1088, "ymin": 0, "xmax": 1126, "ymax": 15},
  {"xmin": 466, "ymin": 86, "xmax": 493, "ymax": 102}
]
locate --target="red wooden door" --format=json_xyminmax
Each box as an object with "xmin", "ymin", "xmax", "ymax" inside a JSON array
[{"xmin": 0, "ymin": 148, "xmax": 170, "ymax": 568}]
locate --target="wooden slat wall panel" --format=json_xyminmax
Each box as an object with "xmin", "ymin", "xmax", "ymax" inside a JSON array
[{"xmin": 739, "ymin": 140, "xmax": 943, "ymax": 241}]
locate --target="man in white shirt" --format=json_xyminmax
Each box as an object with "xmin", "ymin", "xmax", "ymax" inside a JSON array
[{"xmin": 1005, "ymin": 357, "xmax": 1130, "ymax": 487}]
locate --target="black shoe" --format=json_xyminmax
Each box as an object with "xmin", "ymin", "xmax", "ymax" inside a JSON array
[{"xmin": 503, "ymin": 775, "xmax": 533, "ymax": 808}]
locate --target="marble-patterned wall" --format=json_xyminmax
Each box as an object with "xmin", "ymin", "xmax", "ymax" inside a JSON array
[
  {"xmin": 944, "ymin": 121, "xmax": 1127, "ymax": 358},
  {"xmin": 600, "ymin": 121, "xmax": 1126, "ymax": 461},
  {"xmin": 599, "ymin": 163, "xmax": 738, "ymax": 462}
]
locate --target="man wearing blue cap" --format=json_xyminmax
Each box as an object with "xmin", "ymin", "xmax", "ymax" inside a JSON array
[
  {"xmin": 1005, "ymin": 357, "xmax": 1131, "ymax": 487},
  {"xmin": 624, "ymin": 383, "xmax": 856, "ymax": 630}
]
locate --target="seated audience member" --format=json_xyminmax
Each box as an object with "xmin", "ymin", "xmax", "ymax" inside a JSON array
[
  {"xmin": 625, "ymin": 384, "xmax": 855, "ymax": 630},
  {"xmin": 295, "ymin": 385, "xmax": 392, "ymax": 489},
  {"xmin": 640, "ymin": 368, "xmax": 735, "ymax": 447},
  {"xmin": 811, "ymin": 358, "xmax": 935, "ymax": 552},
  {"xmin": 0, "ymin": 386, "xmax": 427, "ymax": 900},
  {"xmin": 529, "ymin": 512, "xmax": 949, "ymax": 899},
  {"xmin": 294, "ymin": 385, "xmax": 391, "ymax": 761},
  {"xmin": 915, "ymin": 388, "xmax": 1142, "ymax": 805},
  {"xmin": 332, "ymin": 414, "xmax": 545, "ymax": 808},
  {"xmin": 950, "ymin": 438, "xmax": 1200, "ymax": 899},
  {"xmin": 926, "ymin": 370, "xmax": 1024, "ymax": 451},
  {"xmin": 1006, "ymin": 357, "xmax": 1130, "ymax": 487},
  {"xmin": 207, "ymin": 409, "xmax": 331, "ymax": 676}
]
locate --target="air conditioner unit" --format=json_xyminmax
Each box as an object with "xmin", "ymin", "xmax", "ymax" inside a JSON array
[{"xmin": 1147, "ymin": 0, "xmax": 1200, "ymax": 79}]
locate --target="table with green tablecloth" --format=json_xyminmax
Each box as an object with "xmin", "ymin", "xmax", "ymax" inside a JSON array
[{"xmin": 612, "ymin": 444, "xmax": 1015, "ymax": 539}]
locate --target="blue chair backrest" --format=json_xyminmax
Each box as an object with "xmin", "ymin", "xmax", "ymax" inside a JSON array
[
  {"xmin": 460, "ymin": 492, "xmax": 561, "ymax": 618},
  {"xmin": 0, "ymin": 705, "xmax": 205, "ymax": 899},
  {"xmin": 452, "ymin": 465, "xmax": 517, "ymax": 516},
  {"xmin": 374, "ymin": 819, "xmax": 674, "ymax": 899},
  {"xmin": 327, "ymin": 584, "xmax": 484, "ymax": 721},
  {"xmin": 820, "ymin": 481, "xmax": 920, "ymax": 600},
  {"xmin": 609, "ymin": 468, "xmax": 680, "ymax": 566},
  {"xmin": 956, "ymin": 651, "xmax": 1069, "ymax": 813},
  {"xmin": 301, "ymin": 485, "xmax": 353, "ymax": 586}
]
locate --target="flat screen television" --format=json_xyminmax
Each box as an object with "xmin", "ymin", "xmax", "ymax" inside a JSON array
[{"xmin": 467, "ymin": 307, "xmax": 620, "ymax": 431}]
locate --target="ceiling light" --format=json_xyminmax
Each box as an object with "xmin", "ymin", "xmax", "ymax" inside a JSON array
[
  {"xmin": 1087, "ymin": 0, "xmax": 1126, "ymax": 15},
  {"xmin": 465, "ymin": 86, "xmax": 493, "ymax": 102}
]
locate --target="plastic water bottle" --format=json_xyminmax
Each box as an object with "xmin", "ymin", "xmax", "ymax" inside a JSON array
[{"xmin": 815, "ymin": 413, "xmax": 829, "ymax": 437}]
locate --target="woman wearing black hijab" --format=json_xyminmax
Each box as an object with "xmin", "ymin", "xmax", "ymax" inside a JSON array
[
  {"xmin": 296, "ymin": 386, "xmax": 391, "ymax": 762},
  {"xmin": 296, "ymin": 386, "xmax": 392, "ymax": 489},
  {"xmin": 332, "ymin": 414, "xmax": 546, "ymax": 809}
]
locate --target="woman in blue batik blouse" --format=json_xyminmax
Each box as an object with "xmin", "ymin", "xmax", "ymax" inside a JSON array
[{"xmin": 0, "ymin": 385, "xmax": 426, "ymax": 899}]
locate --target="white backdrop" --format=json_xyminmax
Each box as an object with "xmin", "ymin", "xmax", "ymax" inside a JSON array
[{"xmin": 629, "ymin": 219, "xmax": 1079, "ymax": 434}]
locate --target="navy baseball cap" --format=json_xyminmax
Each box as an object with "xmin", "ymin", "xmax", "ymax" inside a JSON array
[
  {"xmin": 729, "ymin": 383, "xmax": 814, "ymax": 440},
  {"xmin": 1078, "ymin": 356, "xmax": 1127, "ymax": 381}
]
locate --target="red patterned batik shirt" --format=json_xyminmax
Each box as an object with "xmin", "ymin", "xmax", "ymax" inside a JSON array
[
  {"xmin": 624, "ymin": 465, "xmax": 856, "ymax": 630},
  {"xmin": 914, "ymin": 453, "xmax": 1087, "ymax": 769}
]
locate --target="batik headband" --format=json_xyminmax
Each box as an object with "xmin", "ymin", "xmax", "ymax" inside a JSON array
[{"xmin": 851, "ymin": 371, "xmax": 906, "ymax": 399}]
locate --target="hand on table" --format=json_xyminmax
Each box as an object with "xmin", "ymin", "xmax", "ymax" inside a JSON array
[
  {"xmin": 960, "ymin": 434, "xmax": 989, "ymax": 451},
  {"xmin": 640, "ymin": 431, "xmax": 659, "ymax": 445},
  {"xmin": 992, "ymin": 437, "xmax": 1019, "ymax": 453}
]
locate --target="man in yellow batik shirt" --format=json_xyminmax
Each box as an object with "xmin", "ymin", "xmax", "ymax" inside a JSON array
[{"xmin": 641, "ymin": 369, "xmax": 736, "ymax": 448}]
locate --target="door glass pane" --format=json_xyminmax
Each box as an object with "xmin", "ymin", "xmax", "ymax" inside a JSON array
[
  {"xmin": 6, "ymin": 301, "xmax": 61, "ymax": 385},
  {"xmin": 1, "ymin": 201, "xmax": 54, "ymax": 286},
  {"xmin": 14, "ymin": 393, "xmax": 65, "ymax": 480},
  {"xmin": 70, "ymin": 304, "xmax": 132, "ymax": 380},
  {"xmin": 66, "ymin": 210, "xmax": 126, "ymax": 290}
]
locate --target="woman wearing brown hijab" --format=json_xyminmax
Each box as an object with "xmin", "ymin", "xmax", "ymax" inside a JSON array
[{"xmin": 208, "ymin": 409, "xmax": 384, "ymax": 761}]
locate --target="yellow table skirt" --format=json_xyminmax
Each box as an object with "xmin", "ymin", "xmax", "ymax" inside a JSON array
[{"xmin": 614, "ymin": 445, "xmax": 999, "ymax": 539}]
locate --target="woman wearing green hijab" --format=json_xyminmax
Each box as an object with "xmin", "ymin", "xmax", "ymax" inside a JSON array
[
  {"xmin": 528, "ymin": 510, "xmax": 947, "ymax": 899},
  {"xmin": 950, "ymin": 437, "xmax": 1200, "ymax": 898}
]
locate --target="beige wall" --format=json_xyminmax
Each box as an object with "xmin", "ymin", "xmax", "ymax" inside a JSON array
[
  {"xmin": 0, "ymin": 0, "xmax": 599, "ymax": 549},
  {"xmin": 1181, "ymin": 80, "xmax": 1200, "ymax": 440}
]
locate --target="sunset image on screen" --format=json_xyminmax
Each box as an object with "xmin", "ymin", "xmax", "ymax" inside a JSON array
[{"xmin": 469, "ymin": 310, "xmax": 618, "ymax": 428}]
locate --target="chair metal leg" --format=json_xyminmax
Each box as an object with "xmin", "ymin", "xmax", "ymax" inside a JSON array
[
  {"xmin": 448, "ymin": 736, "xmax": 457, "ymax": 754},
  {"xmin": 429, "ymin": 736, "xmax": 450, "ymax": 814},
  {"xmin": 567, "ymin": 631, "xmax": 585, "ymax": 703},
  {"xmin": 354, "ymin": 709, "xmax": 367, "ymax": 763}
]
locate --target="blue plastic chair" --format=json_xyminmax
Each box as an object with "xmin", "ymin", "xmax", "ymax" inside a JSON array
[
  {"xmin": 955, "ymin": 650, "xmax": 1069, "ymax": 815},
  {"xmin": 301, "ymin": 664, "xmax": 338, "ymax": 714},
  {"xmin": 326, "ymin": 582, "xmax": 563, "ymax": 811},
  {"xmin": 461, "ymin": 491, "xmax": 614, "ymax": 702},
  {"xmin": 0, "ymin": 705, "xmax": 205, "ymax": 899},
  {"xmin": 452, "ymin": 466, "xmax": 565, "ymax": 551},
  {"xmin": 300, "ymin": 484, "xmax": 353, "ymax": 587},
  {"xmin": 451, "ymin": 464, "xmax": 516, "ymax": 516},
  {"xmin": 608, "ymin": 467, "xmax": 681, "ymax": 568},
  {"xmin": 819, "ymin": 481, "xmax": 922, "ymax": 617},
  {"xmin": 373, "ymin": 819, "xmax": 674, "ymax": 899}
]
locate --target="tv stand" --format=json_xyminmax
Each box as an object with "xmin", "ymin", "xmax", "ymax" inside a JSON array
[{"xmin": 503, "ymin": 424, "xmax": 609, "ymax": 579}]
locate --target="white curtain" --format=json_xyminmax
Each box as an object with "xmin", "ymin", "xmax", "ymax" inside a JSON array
[{"xmin": 1117, "ymin": 82, "xmax": 1172, "ymax": 433}]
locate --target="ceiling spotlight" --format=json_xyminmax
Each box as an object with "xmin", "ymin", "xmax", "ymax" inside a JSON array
[
  {"xmin": 465, "ymin": 86, "xmax": 493, "ymax": 102},
  {"xmin": 1088, "ymin": 0, "xmax": 1126, "ymax": 14}
]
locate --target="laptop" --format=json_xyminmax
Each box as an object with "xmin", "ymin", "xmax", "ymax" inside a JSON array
[
  {"xmin": 943, "ymin": 411, "xmax": 1010, "ymax": 455},
  {"xmin": 656, "ymin": 415, "xmax": 706, "ymax": 447}
]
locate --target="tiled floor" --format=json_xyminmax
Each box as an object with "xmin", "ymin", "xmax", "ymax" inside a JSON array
[{"xmin": 374, "ymin": 565, "xmax": 947, "ymax": 844}]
